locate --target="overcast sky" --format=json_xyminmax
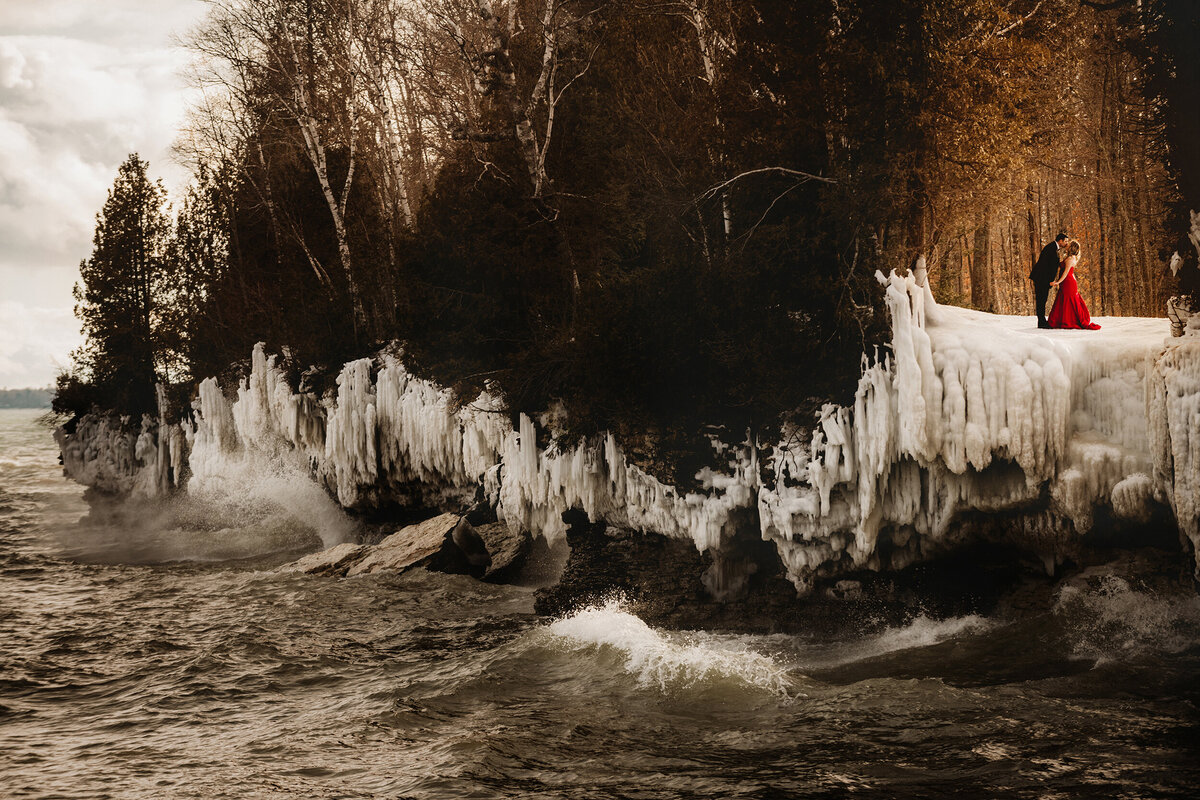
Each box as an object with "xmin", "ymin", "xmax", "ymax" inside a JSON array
[{"xmin": 0, "ymin": 0, "xmax": 206, "ymax": 388}]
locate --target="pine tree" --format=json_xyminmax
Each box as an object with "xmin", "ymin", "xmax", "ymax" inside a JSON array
[
  {"xmin": 170, "ymin": 162, "xmax": 231, "ymax": 381},
  {"xmin": 67, "ymin": 154, "xmax": 173, "ymax": 416}
]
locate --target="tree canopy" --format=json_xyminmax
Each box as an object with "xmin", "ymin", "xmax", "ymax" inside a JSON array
[
  {"xmin": 61, "ymin": 154, "xmax": 175, "ymax": 417},
  {"xmin": 60, "ymin": 1, "xmax": 1200, "ymax": 440}
]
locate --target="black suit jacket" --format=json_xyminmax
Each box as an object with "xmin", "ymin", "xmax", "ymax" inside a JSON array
[{"xmin": 1030, "ymin": 242, "xmax": 1060, "ymax": 286}]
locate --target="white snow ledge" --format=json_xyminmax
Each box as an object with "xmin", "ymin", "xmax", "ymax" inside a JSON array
[{"xmin": 763, "ymin": 270, "xmax": 1195, "ymax": 589}]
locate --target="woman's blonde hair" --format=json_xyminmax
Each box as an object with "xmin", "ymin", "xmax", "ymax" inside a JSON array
[{"xmin": 1068, "ymin": 240, "xmax": 1081, "ymax": 258}]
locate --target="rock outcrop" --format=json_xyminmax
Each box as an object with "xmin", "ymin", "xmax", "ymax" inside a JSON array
[
  {"xmin": 278, "ymin": 512, "xmax": 532, "ymax": 582},
  {"xmin": 56, "ymin": 268, "xmax": 1200, "ymax": 599}
]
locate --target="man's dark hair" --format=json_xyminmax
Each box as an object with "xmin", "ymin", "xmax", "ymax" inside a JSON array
[{"xmin": 1055, "ymin": 232, "xmax": 1069, "ymax": 241}]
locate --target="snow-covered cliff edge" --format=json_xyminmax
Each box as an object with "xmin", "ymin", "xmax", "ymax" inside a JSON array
[
  {"xmin": 763, "ymin": 270, "xmax": 1191, "ymax": 588},
  {"xmin": 56, "ymin": 270, "xmax": 1200, "ymax": 591}
]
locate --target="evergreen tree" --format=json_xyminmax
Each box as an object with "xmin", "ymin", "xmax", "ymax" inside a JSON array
[
  {"xmin": 170, "ymin": 162, "xmax": 232, "ymax": 382},
  {"xmin": 66, "ymin": 154, "xmax": 174, "ymax": 416}
]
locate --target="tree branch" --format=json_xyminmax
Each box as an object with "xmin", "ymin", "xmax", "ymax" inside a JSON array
[
  {"xmin": 994, "ymin": 0, "xmax": 1044, "ymax": 37},
  {"xmin": 451, "ymin": 125, "xmax": 511, "ymax": 142},
  {"xmin": 697, "ymin": 167, "xmax": 836, "ymax": 203}
]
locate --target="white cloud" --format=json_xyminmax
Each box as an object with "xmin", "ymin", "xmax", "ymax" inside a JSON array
[
  {"xmin": 0, "ymin": 0, "xmax": 207, "ymax": 385},
  {"xmin": 0, "ymin": 1, "xmax": 206, "ymax": 50},
  {"xmin": 0, "ymin": 301, "xmax": 83, "ymax": 388},
  {"xmin": 0, "ymin": 35, "xmax": 198, "ymax": 266},
  {"xmin": 0, "ymin": 39, "xmax": 31, "ymax": 89}
]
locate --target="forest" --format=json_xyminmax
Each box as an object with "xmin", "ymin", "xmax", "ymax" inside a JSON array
[{"xmin": 58, "ymin": 0, "xmax": 1200, "ymax": 448}]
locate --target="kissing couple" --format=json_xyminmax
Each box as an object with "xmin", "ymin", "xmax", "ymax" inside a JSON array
[{"xmin": 1029, "ymin": 232, "xmax": 1101, "ymax": 330}]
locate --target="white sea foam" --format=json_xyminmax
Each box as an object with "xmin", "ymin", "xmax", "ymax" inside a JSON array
[
  {"xmin": 1055, "ymin": 575, "xmax": 1200, "ymax": 659},
  {"xmin": 862, "ymin": 613, "xmax": 993, "ymax": 656},
  {"xmin": 545, "ymin": 600, "xmax": 790, "ymax": 695},
  {"xmin": 187, "ymin": 452, "xmax": 358, "ymax": 551},
  {"xmin": 787, "ymin": 613, "xmax": 994, "ymax": 672},
  {"xmin": 56, "ymin": 445, "xmax": 357, "ymax": 564}
]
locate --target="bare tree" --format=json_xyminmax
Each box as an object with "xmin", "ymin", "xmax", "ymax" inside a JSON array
[
  {"xmin": 185, "ymin": 0, "xmax": 370, "ymax": 332},
  {"xmin": 427, "ymin": 0, "xmax": 602, "ymax": 199}
]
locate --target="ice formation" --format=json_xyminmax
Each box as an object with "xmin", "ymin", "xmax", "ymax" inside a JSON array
[
  {"xmin": 177, "ymin": 345, "xmax": 756, "ymax": 550},
  {"xmin": 760, "ymin": 270, "xmax": 1182, "ymax": 588},
  {"xmin": 55, "ymin": 387, "xmax": 185, "ymax": 499},
  {"xmin": 1149, "ymin": 334, "xmax": 1200, "ymax": 570},
  {"xmin": 56, "ymin": 270, "xmax": 1200, "ymax": 590}
]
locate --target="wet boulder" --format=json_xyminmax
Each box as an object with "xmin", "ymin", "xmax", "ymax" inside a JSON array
[
  {"xmin": 278, "ymin": 512, "xmax": 532, "ymax": 583},
  {"xmin": 279, "ymin": 542, "xmax": 367, "ymax": 576},
  {"xmin": 347, "ymin": 512, "xmax": 464, "ymax": 577},
  {"xmin": 473, "ymin": 521, "xmax": 533, "ymax": 583},
  {"xmin": 440, "ymin": 517, "xmax": 493, "ymax": 577}
]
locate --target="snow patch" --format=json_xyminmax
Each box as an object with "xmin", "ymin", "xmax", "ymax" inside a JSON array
[{"xmin": 760, "ymin": 270, "xmax": 1176, "ymax": 589}]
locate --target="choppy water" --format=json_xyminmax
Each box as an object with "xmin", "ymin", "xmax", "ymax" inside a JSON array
[{"xmin": 2, "ymin": 407, "xmax": 1200, "ymax": 799}]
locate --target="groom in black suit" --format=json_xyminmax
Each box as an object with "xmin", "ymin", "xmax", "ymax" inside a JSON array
[{"xmin": 1030, "ymin": 232, "xmax": 1068, "ymax": 328}]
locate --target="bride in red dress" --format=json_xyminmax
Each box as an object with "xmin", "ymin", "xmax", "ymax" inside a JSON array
[{"xmin": 1047, "ymin": 240, "xmax": 1100, "ymax": 330}]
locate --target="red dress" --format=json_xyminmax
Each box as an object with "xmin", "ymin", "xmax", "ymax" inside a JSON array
[{"xmin": 1047, "ymin": 257, "xmax": 1100, "ymax": 330}]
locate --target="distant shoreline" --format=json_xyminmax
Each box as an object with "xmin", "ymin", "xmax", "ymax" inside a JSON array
[{"xmin": 0, "ymin": 388, "xmax": 52, "ymax": 409}]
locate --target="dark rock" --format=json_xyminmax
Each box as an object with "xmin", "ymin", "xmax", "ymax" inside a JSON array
[
  {"xmin": 826, "ymin": 579, "xmax": 862, "ymax": 600},
  {"xmin": 534, "ymin": 509, "xmax": 729, "ymax": 627},
  {"xmin": 533, "ymin": 509, "xmax": 1082, "ymax": 635},
  {"xmin": 443, "ymin": 517, "xmax": 492, "ymax": 578},
  {"xmin": 700, "ymin": 507, "xmax": 773, "ymax": 601},
  {"xmin": 465, "ymin": 499, "xmax": 498, "ymax": 526},
  {"xmin": 536, "ymin": 507, "xmax": 836, "ymax": 634},
  {"xmin": 347, "ymin": 512, "xmax": 462, "ymax": 576},
  {"xmin": 472, "ymin": 521, "xmax": 533, "ymax": 583}
]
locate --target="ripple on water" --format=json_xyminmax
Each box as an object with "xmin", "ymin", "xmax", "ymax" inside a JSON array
[{"xmin": 3, "ymin": 410, "xmax": 1200, "ymax": 799}]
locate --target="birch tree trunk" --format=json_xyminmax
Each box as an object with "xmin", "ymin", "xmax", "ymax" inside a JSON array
[
  {"xmin": 294, "ymin": 82, "xmax": 366, "ymax": 333},
  {"xmin": 472, "ymin": 0, "xmax": 547, "ymax": 195},
  {"xmin": 685, "ymin": 0, "xmax": 734, "ymax": 239}
]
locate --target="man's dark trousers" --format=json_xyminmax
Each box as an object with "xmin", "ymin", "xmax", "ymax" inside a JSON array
[{"xmin": 1034, "ymin": 280, "xmax": 1051, "ymax": 328}]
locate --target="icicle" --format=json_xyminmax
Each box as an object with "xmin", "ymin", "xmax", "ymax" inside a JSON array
[{"xmin": 56, "ymin": 268, "xmax": 1195, "ymax": 588}]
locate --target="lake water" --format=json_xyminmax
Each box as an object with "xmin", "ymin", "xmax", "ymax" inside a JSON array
[{"xmin": 2, "ymin": 407, "xmax": 1199, "ymax": 798}]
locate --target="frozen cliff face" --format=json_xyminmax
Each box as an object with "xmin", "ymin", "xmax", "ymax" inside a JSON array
[
  {"xmin": 760, "ymin": 270, "xmax": 1181, "ymax": 590},
  {"xmin": 55, "ymin": 413, "xmax": 147, "ymax": 496},
  {"xmin": 1149, "ymin": 335, "xmax": 1200, "ymax": 570},
  {"xmin": 188, "ymin": 346, "xmax": 755, "ymax": 550},
  {"xmin": 55, "ymin": 388, "xmax": 186, "ymax": 499},
  {"xmin": 57, "ymin": 270, "xmax": 1199, "ymax": 592}
]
